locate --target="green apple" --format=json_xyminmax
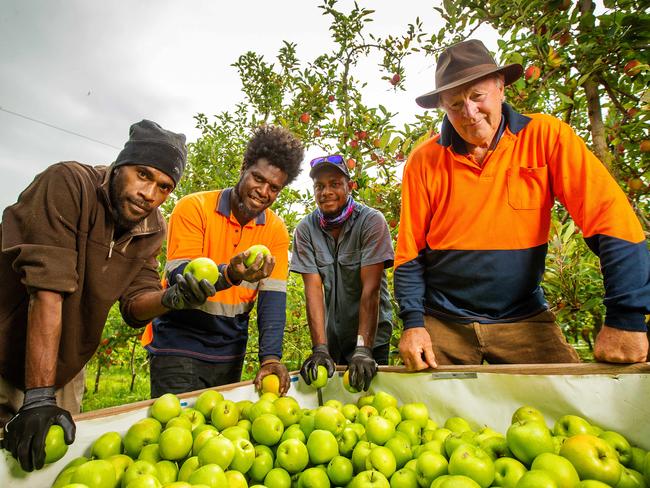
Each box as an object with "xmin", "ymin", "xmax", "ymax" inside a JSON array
[
  {"xmin": 343, "ymin": 369, "xmax": 360, "ymax": 393},
  {"xmin": 192, "ymin": 428, "xmax": 220, "ymax": 456},
  {"xmin": 179, "ymin": 407, "xmax": 205, "ymax": 430},
  {"xmin": 328, "ymin": 455, "xmax": 354, "ymax": 486},
  {"xmin": 338, "ymin": 425, "xmax": 360, "ymax": 457},
  {"xmin": 155, "ymin": 459, "xmax": 179, "ymax": 485},
  {"xmin": 404, "ymin": 459, "xmax": 418, "ymax": 472},
  {"xmin": 366, "ymin": 414, "xmax": 397, "ymax": 445},
  {"xmin": 506, "ymin": 420, "xmax": 554, "ymax": 465},
  {"xmin": 429, "ymin": 427, "xmax": 453, "ymax": 444},
  {"xmin": 493, "ymin": 457, "xmax": 527, "ymax": 488},
  {"xmin": 225, "ymin": 469, "xmax": 248, "ymax": 488},
  {"xmin": 159, "ymin": 426, "xmax": 193, "ymax": 461},
  {"xmin": 187, "ymin": 463, "xmax": 228, "ymax": 488},
  {"xmin": 280, "ymin": 423, "xmax": 306, "ymax": 443},
  {"xmin": 385, "ymin": 434, "xmax": 413, "ymax": 469},
  {"xmin": 252, "ymin": 413, "xmax": 284, "ymax": 446},
  {"xmin": 552, "ymin": 435, "xmax": 567, "ymax": 454},
  {"xmin": 248, "ymin": 399, "xmax": 277, "ymax": 421},
  {"xmin": 238, "ymin": 418, "xmax": 252, "ymax": 432},
  {"xmin": 325, "ymin": 398, "xmax": 344, "ymax": 411},
  {"xmin": 511, "ymin": 406, "xmax": 547, "ymax": 426},
  {"xmin": 265, "ymin": 467, "xmax": 292, "ymax": 488},
  {"xmin": 396, "ymin": 419, "xmax": 422, "ymax": 446},
  {"xmin": 138, "ymin": 443, "xmax": 161, "ymax": 464},
  {"xmin": 52, "ymin": 467, "xmax": 79, "ymax": 488},
  {"xmin": 162, "ymin": 483, "xmax": 192, "ymax": 488},
  {"xmin": 122, "ymin": 459, "xmax": 158, "ymax": 487},
  {"xmin": 643, "ymin": 451, "xmax": 650, "ymax": 483},
  {"xmin": 349, "ymin": 470, "xmax": 390, "ymax": 488},
  {"xmin": 559, "ymin": 434, "xmax": 622, "ymax": 486},
  {"xmin": 343, "ymin": 403, "xmax": 360, "ymax": 422},
  {"xmin": 400, "ymin": 403, "xmax": 430, "ymax": 429},
  {"xmin": 358, "ymin": 394, "xmax": 375, "ymax": 407},
  {"xmin": 124, "ymin": 418, "xmax": 162, "ymax": 458},
  {"xmin": 352, "ymin": 441, "xmax": 377, "ymax": 474},
  {"xmin": 58, "ymin": 484, "xmax": 90, "ymax": 488},
  {"xmin": 274, "ymin": 396, "xmax": 302, "ymax": 427},
  {"xmin": 177, "ymin": 456, "xmax": 200, "ymax": 482},
  {"xmin": 448, "ymin": 444, "xmax": 495, "ymax": 488},
  {"xmin": 307, "ymin": 429, "xmax": 339, "ymax": 465},
  {"xmin": 372, "ymin": 391, "xmax": 398, "ymax": 412},
  {"xmin": 106, "ymin": 453, "xmax": 133, "ymax": 486},
  {"xmin": 236, "ymin": 399, "xmax": 254, "ymax": 420},
  {"xmin": 166, "ymin": 416, "xmax": 193, "ymax": 431},
  {"xmin": 615, "ymin": 466, "xmax": 647, "ymax": 488},
  {"xmin": 531, "ymin": 452, "xmax": 579, "ymax": 488},
  {"xmin": 415, "ymin": 450, "xmax": 448, "ymax": 486},
  {"xmin": 515, "ymin": 470, "xmax": 558, "ymax": 488},
  {"xmin": 230, "ymin": 438, "xmax": 256, "ymax": 474},
  {"xmin": 197, "ymin": 435, "xmax": 235, "ymax": 470},
  {"xmin": 194, "ymin": 390, "xmax": 224, "ymax": 419},
  {"xmin": 313, "ymin": 405, "xmax": 346, "ymax": 435},
  {"xmin": 477, "ymin": 435, "xmax": 512, "ymax": 460},
  {"xmin": 390, "ymin": 467, "xmax": 418, "ymax": 488},
  {"xmin": 259, "ymin": 391, "xmax": 279, "ymax": 403},
  {"xmin": 366, "ymin": 446, "xmax": 397, "ymax": 479},
  {"xmin": 211, "ymin": 399, "xmax": 240, "ymax": 430},
  {"xmin": 435, "ymin": 475, "xmax": 482, "ymax": 488},
  {"xmin": 191, "ymin": 423, "xmax": 217, "ymax": 440},
  {"xmin": 221, "ymin": 425, "xmax": 250, "ymax": 442},
  {"xmin": 261, "ymin": 373, "xmax": 281, "ymax": 395},
  {"xmin": 578, "ymin": 481, "xmax": 613, "ymax": 488},
  {"xmin": 600, "ymin": 430, "xmax": 633, "ymax": 466},
  {"xmin": 298, "ymin": 409, "xmax": 316, "ymax": 438},
  {"xmin": 553, "ymin": 415, "xmax": 594, "ymax": 437},
  {"xmin": 276, "ymin": 438, "xmax": 310, "ymax": 474},
  {"xmin": 414, "ymin": 439, "xmax": 445, "ymax": 458},
  {"xmin": 150, "ymin": 393, "xmax": 182, "ymax": 424},
  {"xmin": 445, "ymin": 417, "xmax": 473, "ymax": 434},
  {"xmin": 298, "ymin": 466, "xmax": 331, "ymax": 488},
  {"xmin": 45, "ymin": 424, "xmax": 70, "ymax": 464},
  {"xmin": 248, "ymin": 444, "xmax": 275, "ymax": 482},
  {"xmin": 244, "ymin": 244, "xmax": 271, "ymax": 267},
  {"xmin": 445, "ymin": 431, "xmax": 478, "ymax": 458},
  {"xmin": 381, "ymin": 406, "xmax": 402, "ymax": 426},
  {"xmin": 185, "ymin": 257, "xmax": 220, "ymax": 285},
  {"xmin": 125, "ymin": 473, "xmax": 162, "ymax": 488},
  {"xmin": 629, "ymin": 447, "xmax": 647, "ymax": 473},
  {"xmin": 358, "ymin": 405, "xmax": 380, "ymax": 427}
]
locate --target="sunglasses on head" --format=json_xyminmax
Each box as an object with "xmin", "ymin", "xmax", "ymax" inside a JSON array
[{"xmin": 309, "ymin": 155, "xmax": 345, "ymax": 167}]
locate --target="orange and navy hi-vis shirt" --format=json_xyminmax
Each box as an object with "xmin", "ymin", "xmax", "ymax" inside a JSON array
[
  {"xmin": 394, "ymin": 104, "xmax": 650, "ymax": 331},
  {"xmin": 143, "ymin": 188, "xmax": 289, "ymax": 362}
]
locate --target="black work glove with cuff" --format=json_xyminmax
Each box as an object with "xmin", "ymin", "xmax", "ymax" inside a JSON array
[
  {"xmin": 2, "ymin": 386, "xmax": 75, "ymax": 472},
  {"xmin": 348, "ymin": 346, "xmax": 378, "ymax": 392},
  {"xmin": 161, "ymin": 273, "xmax": 216, "ymax": 310},
  {"xmin": 300, "ymin": 344, "xmax": 336, "ymax": 385}
]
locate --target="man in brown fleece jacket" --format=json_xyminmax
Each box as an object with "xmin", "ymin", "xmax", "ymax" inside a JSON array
[{"xmin": 0, "ymin": 120, "xmax": 216, "ymax": 472}]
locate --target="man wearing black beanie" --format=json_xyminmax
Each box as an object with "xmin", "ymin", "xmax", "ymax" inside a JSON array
[{"xmin": 0, "ymin": 120, "xmax": 215, "ymax": 473}]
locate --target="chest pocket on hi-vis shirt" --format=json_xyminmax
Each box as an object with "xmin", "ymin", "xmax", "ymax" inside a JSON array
[{"xmin": 507, "ymin": 166, "xmax": 550, "ymax": 210}]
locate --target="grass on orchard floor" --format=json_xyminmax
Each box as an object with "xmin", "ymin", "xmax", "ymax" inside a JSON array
[{"xmin": 81, "ymin": 366, "xmax": 150, "ymax": 412}]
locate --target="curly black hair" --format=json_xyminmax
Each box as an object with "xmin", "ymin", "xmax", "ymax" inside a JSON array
[{"xmin": 242, "ymin": 125, "xmax": 304, "ymax": 185}]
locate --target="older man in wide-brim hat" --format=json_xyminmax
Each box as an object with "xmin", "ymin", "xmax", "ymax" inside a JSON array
[{"xmin": 393, "ymin": 40, "xmax": 650, "ymax": 370}]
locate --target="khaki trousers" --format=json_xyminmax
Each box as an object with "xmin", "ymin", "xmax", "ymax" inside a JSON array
[
  {"xmin": 424, "ymin": 311, "xmax": 580, "ymax": 365},
  {"xmin": 0, "ymin": 368, "xmax": 86, "ymax": 429}
]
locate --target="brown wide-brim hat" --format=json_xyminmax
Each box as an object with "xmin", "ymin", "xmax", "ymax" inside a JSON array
[{"xmin": 416, "ymin": 39, "xmax": 523, "ymax": 109}]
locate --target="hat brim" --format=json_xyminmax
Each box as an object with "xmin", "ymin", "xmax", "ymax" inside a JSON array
[
  {"xmin": 309, "ymin": 161, "xmax": 350, "ymax": 179},
  {"xmin": 415, "ymin": 63, "xmax": 523, "ymax": 109}
]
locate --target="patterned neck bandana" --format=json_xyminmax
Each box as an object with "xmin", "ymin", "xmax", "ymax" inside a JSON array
[{"xmin": 317, "ymin": 196, "xmax": 356, "ymax": 230}]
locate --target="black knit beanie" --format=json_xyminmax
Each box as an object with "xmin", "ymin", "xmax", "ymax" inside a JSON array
[{"xmin": 114, "ymin": 120, "xmax": 187, "ymax": 186}]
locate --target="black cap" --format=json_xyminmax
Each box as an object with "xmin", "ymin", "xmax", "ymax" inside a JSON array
[{"xmin": 308, "ymin": 155, "xmax": 350, "ymax": 179}]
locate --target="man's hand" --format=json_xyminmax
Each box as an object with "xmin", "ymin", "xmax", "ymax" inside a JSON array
[
  {"xmin": 300, "ymin": 344, "xmax": 336, "ymax": 385},
  {"xmin": 2, "ymin": 387, "xmax": 75, "ymax": 472},
  {"xmin": 227, "ymin": 251, "xmax": 275, "ymax": 284},
  {"xmin": 399, "ymin": 327, "xmax": 438, "ymax": 371},
  {"xmin": 594, "ymin": 325, "xmax": 649, "ymax": 363},
  {"xmin": 347, "ymin": 346, "xmax": 377, "ymax": 392},
  {"xmin": 254, "ymin": 359, "xmax": 290, "ymax": 396},
  {"xmin": 161, "ymin": 273, "xmax": 216, "ymax": 310}
]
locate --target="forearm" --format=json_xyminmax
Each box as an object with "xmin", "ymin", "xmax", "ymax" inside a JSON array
[
  {"xmin": 127, "ymin": 290, "xmax": 168, "ymax": 323},
  {"xmin": 304, "ymin": 275, "xmax": 327, "ymax": 346},
  {"xmin": 357, "ymin": 286, "xmax": 380, "ymax": 348},
  {"xmin": 25, "ymin": 290, "xmax": 64, "ymax": 389}
]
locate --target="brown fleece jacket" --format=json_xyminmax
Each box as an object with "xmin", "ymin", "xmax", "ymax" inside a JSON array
[{"xmin": 0, "ymin": 162, "xmax": 165, "ymax": 389}]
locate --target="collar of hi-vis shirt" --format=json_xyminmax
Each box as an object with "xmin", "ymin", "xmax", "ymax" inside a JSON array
[
  {"xmin": 218, "ymin": 187, "xmax": 267, "ymax": 227},
  {"xmin": 438, "ymin": 103, "xmax": 532, "ymax": 156}
]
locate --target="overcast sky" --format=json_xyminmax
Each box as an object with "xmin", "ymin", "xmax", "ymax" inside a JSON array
[{"xmin": 0, "ymin": 1, "xmax": 498, "ymax": 211}]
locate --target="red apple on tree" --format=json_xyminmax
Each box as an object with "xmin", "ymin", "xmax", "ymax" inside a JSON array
[{"xmin": 299, "ymin": 112, "xmax": 311, "ymax": 124}]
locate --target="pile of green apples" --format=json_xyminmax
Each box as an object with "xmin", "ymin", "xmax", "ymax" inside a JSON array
[{"xmin": 49, "ymin": 384, "xmax": 650, "ymax": 488}]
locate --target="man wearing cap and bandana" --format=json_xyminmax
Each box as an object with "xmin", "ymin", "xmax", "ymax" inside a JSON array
[
  {"xmin": 291, "ymin": 155, "xmax": 394, "ymax": 392},
  {"xmin": 0, "ymin": 120, "xmax": 213, "ymax": 472},
  {"xmin": 395, "ymin": 39, "xmax": 650, "ymax": 370}
]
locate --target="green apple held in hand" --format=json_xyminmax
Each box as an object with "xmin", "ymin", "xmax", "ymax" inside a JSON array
[
  {"xmin": 244, "ymin": 244, "xmax": 271, "ymax": 267},
  {"xmin": 559, "ymin": 434, "xmax": 622, "ymax": 486},
  {"xmin": 185, "ymin": 257, "xmax": 220, "ymax": 285},
  {"xmin": 309, "ymin": 365, "xmax": 329, "ymax": 389},
  {"xmin": 44, "ymin": 424, "xmax": 69, "ymax": 464}
]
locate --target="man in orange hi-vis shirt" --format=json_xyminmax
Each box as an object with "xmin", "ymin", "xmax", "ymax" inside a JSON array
[
  {"xmin": 142, "ymin": 125, "xmax": 304, "ymax": 397},
  {"xmin": 394, "ymin": 40, "xmax": 649, "ymax": 369}
]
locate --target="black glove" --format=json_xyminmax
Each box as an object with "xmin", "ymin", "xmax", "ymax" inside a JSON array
[
  {"xmin": 2, "ymin": 387, "xmax": 75, "ymax": 472},
  {"xmin": 300, "ymin": 344, "xmax": 336, "ymax": 385},
  {"xmin": 161, "ymin": 273, "xmax": 216, "ymax": 310},
  {"xmin": 348, "ymin": 346, "xmax": 378, "ymax": 392}
]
